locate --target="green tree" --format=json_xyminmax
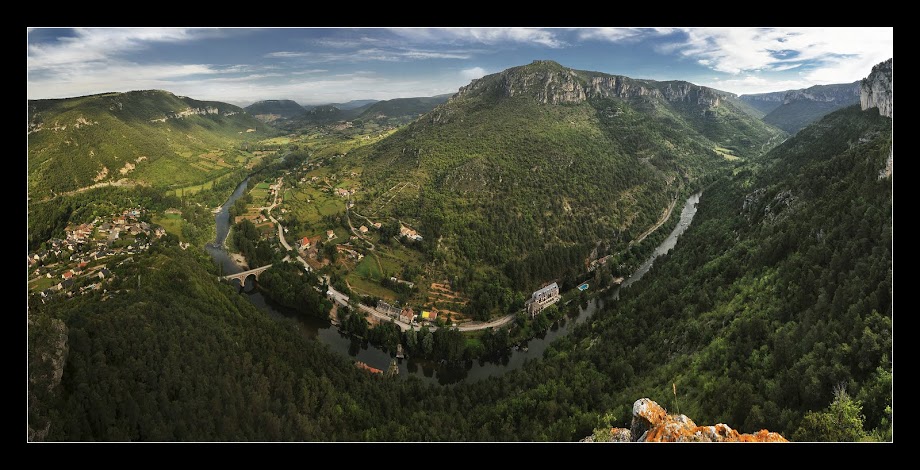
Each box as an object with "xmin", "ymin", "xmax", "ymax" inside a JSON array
[{"xmin": 793, "ymin": 386, "xmax": 869, "ymax": 442}]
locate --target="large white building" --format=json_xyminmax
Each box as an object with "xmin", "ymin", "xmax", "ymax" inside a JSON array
[{"xmin": 526, "ymin": 282, "xmax": 561, "ymax": 317}]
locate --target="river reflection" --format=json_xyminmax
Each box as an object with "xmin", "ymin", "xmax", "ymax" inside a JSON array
[{"xmin": 208, "ymin": 177, "xmax": 702, "ymax": 385}]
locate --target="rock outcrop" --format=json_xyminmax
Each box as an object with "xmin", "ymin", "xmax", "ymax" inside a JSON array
[
  {"xmin": 584, "ymin": 398, "xmax": 788, "ymax": 442},
  {"xmin": 782, "ymin": 82, "xmax": 860, "ymax": 105},
  {"xmin": 454, "ymin": 60, "xmax": 725, "ymax": 111},
  {"xmin": 861, "ymin": 58, "xmax": 892, "ymax": 118}
]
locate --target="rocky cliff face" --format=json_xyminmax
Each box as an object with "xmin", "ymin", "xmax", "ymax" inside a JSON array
[
  {"xmin": 861, "ymin": 58, "xmax": 892, "ymax": 118},
  {"xmin": 28, "ymin": 317, "xmax": 69, "ymax": 442},
  {"xmin": 783, "ymin": 82, "xmax": 860, "ymax": 105},
  {"xmin": 455, "ymin": 60, "xmax": 724, "ymax": 110},
  {"xmin": 583, "ymin": 398, "xmax": 788, "ymax": 442}
]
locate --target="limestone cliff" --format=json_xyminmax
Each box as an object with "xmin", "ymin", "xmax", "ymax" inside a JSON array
[
  {"xmin": 28, "ymin": 316, "xmax": 69, "ymax": 442},
  {"xmin": 583, "ymin": 398, "xmax": 788, "ymax": 442},
  {"xmin": 454, "ymin": 60, "xmax": 725, "ymax": 111},
  {"xmin": 861, "ymin": 58, "xmax": 892, "ymax": 118}
]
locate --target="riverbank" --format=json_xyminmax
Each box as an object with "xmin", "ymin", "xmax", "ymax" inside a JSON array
[
  {"xmin": 208, "ymin": 171, "xmax": 705, "ymax": 384},
  {"xmin": 229, "ymin": 253, "xmax": 249, "ymax": 270}
]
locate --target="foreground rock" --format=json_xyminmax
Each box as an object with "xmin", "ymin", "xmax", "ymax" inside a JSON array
[{"xmin": 584, "ymin": 398, "xmax": 787, "ymax": 442}]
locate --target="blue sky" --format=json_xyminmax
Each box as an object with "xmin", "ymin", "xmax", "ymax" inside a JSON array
[{"xmin": 27, "ymin": 27, "xmax": 893, "ymax": 106}]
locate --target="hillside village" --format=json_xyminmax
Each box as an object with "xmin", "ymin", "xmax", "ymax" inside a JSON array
[{"xmin": 28, "ymin": 208, "xmax": 168, "ymax": 301}]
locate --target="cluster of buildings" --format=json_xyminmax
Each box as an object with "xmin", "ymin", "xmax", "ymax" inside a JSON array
[
  {"xmin": 399, "ymin": 225, "xmax": 423, "ymax": 242},
  {"xmin": 28, "ymin": 208, "xmax": 166, "ymax": 301},
  {"xmin": 334, "ymin": 187, "xmax": 355, "ymax": 198},
  {"xmin": 376, "ymin": 300, "xmax": 439, "ymax": 326}
]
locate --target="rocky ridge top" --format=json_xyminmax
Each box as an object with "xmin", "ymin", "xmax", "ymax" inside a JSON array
[
  {"xmin": 583, "ymin": 398, "xmax": 788, "ymax": 443},
  {"xmin": 861, "ymin": 58, "xmax": 892, "ymax": 118}
]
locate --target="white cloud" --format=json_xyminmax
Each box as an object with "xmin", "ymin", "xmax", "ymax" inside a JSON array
[
  {"xmin": 670, "ymin": 27, "xmax": 892, "ymax": 84},
  {"xmin": 28, "ymin": 62, "xmax": 224, "ymax": 99},
  {"xmin": 266, "ymin": 47, "xmax": 474, "ymax": 63},
  {"xmin": 28, "ymin": 28, "xmax": 207, "ymax": 71},
  {"xmin": 577, "ymin": 27, "xmax": 675, "ymax": 43},
  {"xmin": 696, "ymin": 74, "xmax": 814, "ymax": 95},
  {"xmin": 389, "ymin": 27, "xmax": 565, "ymax": 48},
  {"xmin": 460, "ymin": 67, "xmax": 488, "ymax": 82}
]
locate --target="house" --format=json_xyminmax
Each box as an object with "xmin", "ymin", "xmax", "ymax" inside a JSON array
[
  {"xmin": 98, "ymin": 268, "xmax": 112, "ymax": 279},
  {"xmin": 376, "ymin": 300, "xmax": 402, "ymax": 318},
  {"xmin": 327, "ymin": 230, "xmax": 336, "ymax": 240},
  {"xmin": 372, "ymin": 222, "xmax": 382, "ymax": 229},
  {"xmin": 399, "ymin": 225, "xmax": 423, "ymax": 241},
  {"xmin": 400, "ymin": 307, "xmax": 415, "ymax": 324},
  {"xmin": 62, "ymin": 271, "xmax": 73, "ymax": 280},
  {"xmin": 57, "ymin": 278, "xmax": 74, "ymax": 290},
  {"xmin": 421, "ymin": 310, "xmax": 438, "ymax": 321},
  {"xmin": 525, "ymin": 282, "xmax": 561, "ymax": 318},
  {"xmin": 359, "ymin": 225, "xmax": 368, "ymax": 234},
  {"xmin": 299, "ymin": 237, "xmax": 312, "ymax": 249}
]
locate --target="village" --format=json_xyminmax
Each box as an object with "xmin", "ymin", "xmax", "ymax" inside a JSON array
[
  {"xmin": 223, "ymin": 149, "xmax": 574, "ymax": 335},
  {"xmin": 27, "ymin": 207, "xmax": 169, "ymax": 302}
]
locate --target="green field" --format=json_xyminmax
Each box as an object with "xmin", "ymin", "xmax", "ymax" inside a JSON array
[
  {"xmin": 714, "ymin": 146, "xmax": 741, "ymax": 161},
  {"xmin": 353, "ymin": 256, "xmax": 382, "ymax": 279},
  {"xmin": 346, "ymin": 273, "xmax": 397, "ymax": 301},
  {"xmin": 152, "ymin": 213, "xmax": 187, "ymax": 241},
  {"xmin": 258, "ymin": 136, "xmax": 294, "ymax": 146},
  {"xmin": 29, "ymin": 276, "xmax": 56, "ymax": 292},
  {"xmin": 165, "ymin": 170, "xmax": 238, "ymax": 197}
]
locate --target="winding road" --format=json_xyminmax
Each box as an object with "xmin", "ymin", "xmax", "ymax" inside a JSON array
[{"xmin": 257, "ymin": 175, "xmax": 697, "ymax": 335}]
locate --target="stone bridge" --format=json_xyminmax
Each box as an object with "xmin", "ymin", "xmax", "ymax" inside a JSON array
[{"xmin": 222, "ymin": 264, "xmax": 272, "ymax": 284}]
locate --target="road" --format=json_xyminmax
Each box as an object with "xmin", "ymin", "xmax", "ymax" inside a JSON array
[
  {"xmin": 629, "ymin": 190, "xmax": 679, "ymax": 248},
  {"xmin": 263, "ymin": 176, "xmax": 313, "ymax": 272},
  {"xmin": 265, "ymin": 176, "xmax": 518, "ymax": 333}
]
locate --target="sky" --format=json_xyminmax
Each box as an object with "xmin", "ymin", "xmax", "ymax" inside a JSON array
[{"xmin": 27, "ymin": 27, "xmax": 893, "ymax": 106}]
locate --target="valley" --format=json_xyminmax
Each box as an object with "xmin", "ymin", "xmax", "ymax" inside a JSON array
[{"xmin": 27, "ymin": 39, "xmax": 892, "ymax": 443}]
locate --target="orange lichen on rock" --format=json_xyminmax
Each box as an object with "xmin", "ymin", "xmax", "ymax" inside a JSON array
[{"xmin": 603, "ymin": 398, "xmax": 788, "ymax": 443}]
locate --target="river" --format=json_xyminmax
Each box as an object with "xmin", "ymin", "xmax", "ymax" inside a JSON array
[{"xmin": 207, "ymin": 177, "xmax": 702, "ymax": 385}]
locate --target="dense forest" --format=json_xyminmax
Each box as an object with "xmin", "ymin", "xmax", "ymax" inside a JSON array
[
  {"xmin": 349, "ymin": 61, "xmax": 784, "ymax": 317},
  {"xmin": 29, "ymin": 101, "xmax": 891, "ymax": 441}
]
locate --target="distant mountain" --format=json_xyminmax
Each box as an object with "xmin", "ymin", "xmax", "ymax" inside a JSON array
[
  {"xmin": 28, "ymin": 90, "xmax": 270, "ymax": 198},
  {"xmin": 357, "ymin": 94, "xmax": 452, "ymax": 123},
  {"xmin": 737, "ymin": 90, "xmax": 786, "ymax": 116},
  {"xmin": 351, "ymin": 60, "xmax": 783, "ymax": 310},
  {"xmin": 245, "ymin": 99, "xmax": 307, "ymax": 122},
  {"xmin": 326, "ymin": 99, "xmax": 379, "ymax": 110},
  {"xmin": 741, "ymin": 82, "xmax": 860, "ymax": 133},
  {"xmin": 282, "ymin": 96, "xmax": 449, "ymax": 129}
]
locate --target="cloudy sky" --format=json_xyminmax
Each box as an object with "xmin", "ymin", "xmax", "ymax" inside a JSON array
[{"xmin": 27, "ymin": 27, "xmax": 893, "ymax": 106}]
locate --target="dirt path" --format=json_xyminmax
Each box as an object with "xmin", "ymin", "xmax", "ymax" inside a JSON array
[{"xmin": 629, "ymin": 193, "xmax": 678, "ymax": 248}]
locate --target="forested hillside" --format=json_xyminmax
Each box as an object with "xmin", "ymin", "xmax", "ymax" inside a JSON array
[
  {"xmin": 352, "ymin": 60, "xmax": 784, "ymax": 312},
  {"xmin": 28, "ymin": 90, "xmax": 270, "ymax": 198},
  {"xmin": 28, "ymin": 102, "xmax": 890, "ymax": 443}
]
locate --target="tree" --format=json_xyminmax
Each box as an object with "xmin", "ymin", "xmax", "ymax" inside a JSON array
[
  {"xmin": 793, "ymin": 386, "xmax": 870, "ymax": 442},
  {"xmin": 419, "ymin": 326, "xmax": 433, "ymax": 356}
]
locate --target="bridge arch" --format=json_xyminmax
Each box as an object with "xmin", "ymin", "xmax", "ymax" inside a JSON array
[{"xmin": 221, "ymin": 264, "xmax": 273, "ymax": 285}]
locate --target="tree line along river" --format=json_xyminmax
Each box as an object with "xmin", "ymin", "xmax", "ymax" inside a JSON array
[{"xmin": 206, "ymin": 176, "xmax": 702, "ymax": 385}]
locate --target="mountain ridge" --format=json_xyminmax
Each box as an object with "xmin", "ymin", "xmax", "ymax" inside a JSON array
[
  {"xmin": 351, "ymin": 59, "xmax": 783, "ymax": 313},
  {"xmin": 28, "ymin": 89, "xmax": 270, "ymax": 198},
  {"xmin": 740, "ymin": 82, "xmax": 861, "ymax": 133}
]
